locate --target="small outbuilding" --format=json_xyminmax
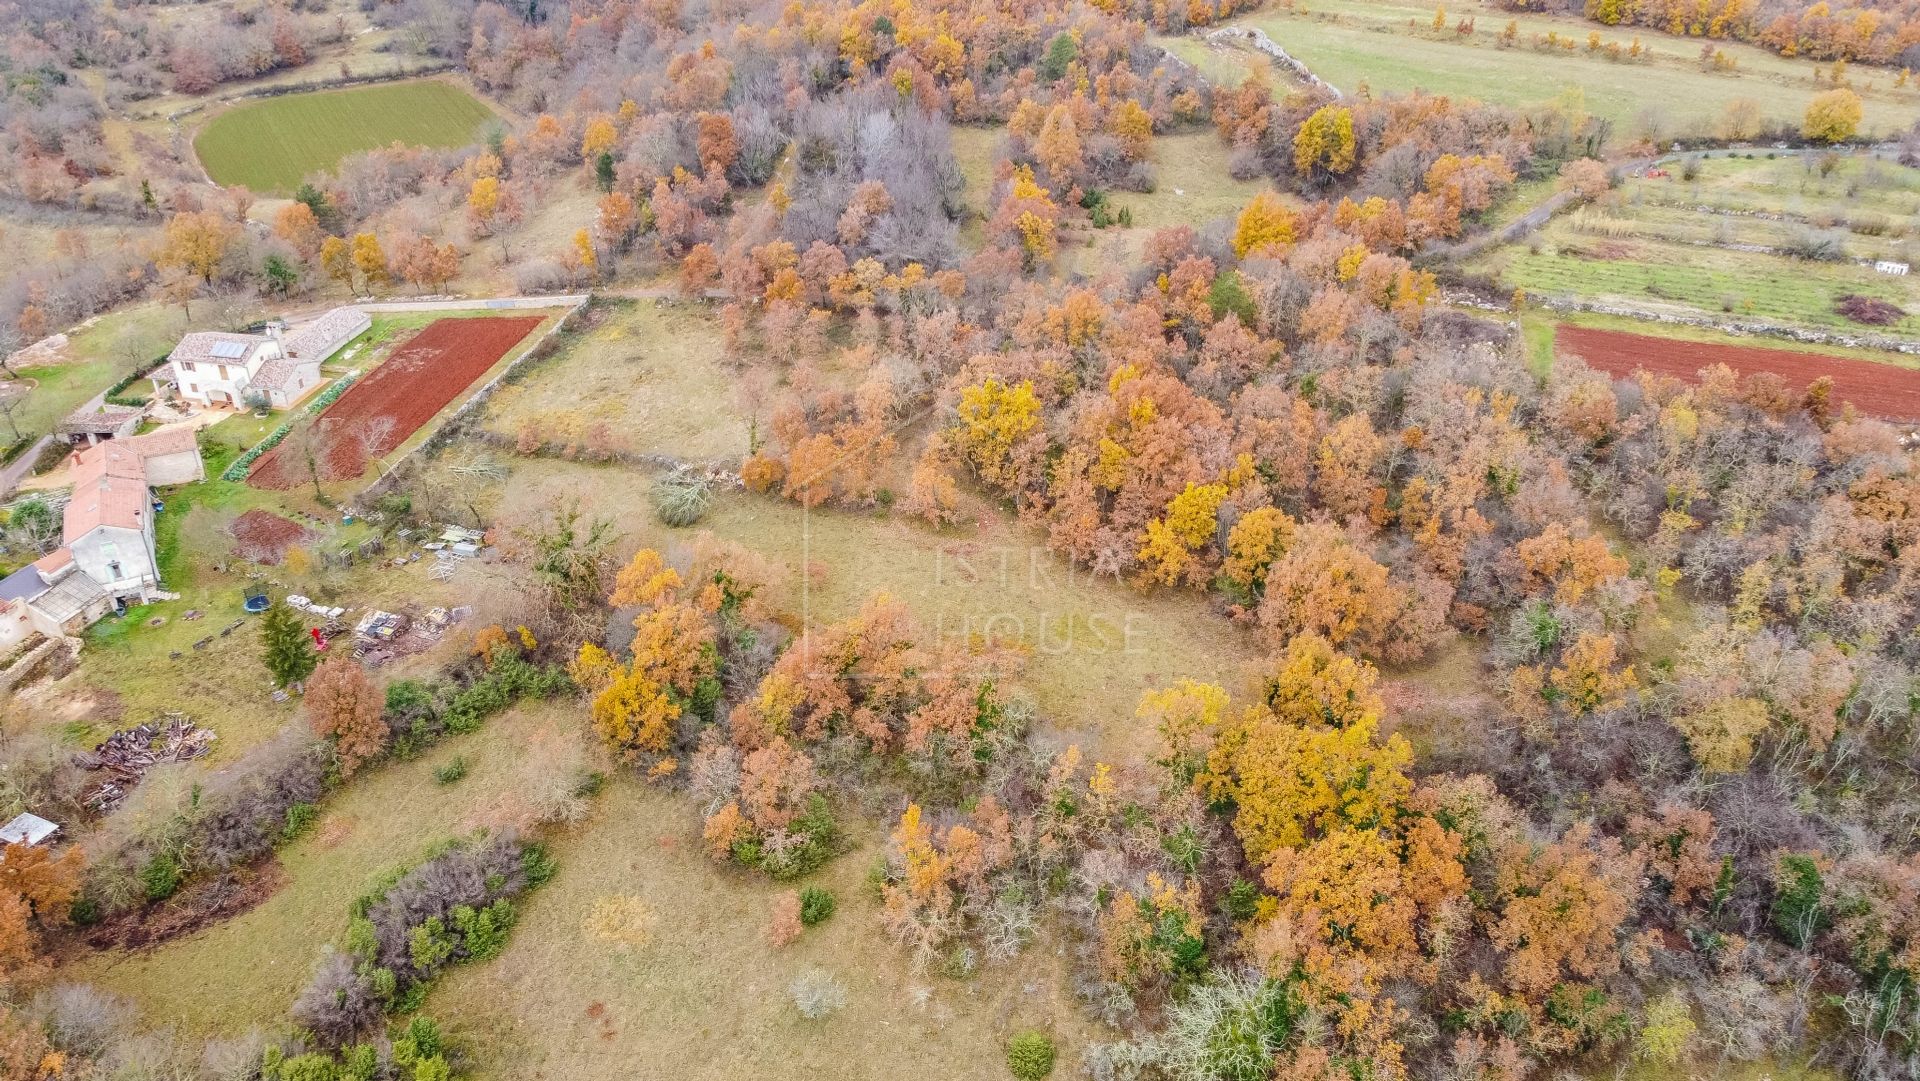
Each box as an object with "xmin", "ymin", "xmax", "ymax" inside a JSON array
[
  {"xmin": 0, "ymin": 812, "xmax": 60, "ymax": 847},
  {"xmin": 57, "ymin": 403, "xmax": 144, "ymax": 446}
]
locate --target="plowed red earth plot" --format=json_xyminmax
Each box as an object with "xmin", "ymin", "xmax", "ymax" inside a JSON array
[
  {"xmin": 250, "ymin": 315, "xmax": 542, "ymax": 488},
  {"xmin": 1556, "ymin": 325, "xmax": 1920, "ymax": 421},
  {"xmin": 228, "ymin": 509, "xmax": 316, "ymax": 563}
]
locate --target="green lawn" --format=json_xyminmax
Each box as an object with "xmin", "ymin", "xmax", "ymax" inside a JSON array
[
  {"xmin": 11, "ymin": 304, "xmax": 185, "ymax": 443},
  {"xmin": 1235, "ymin": 0, "xmax": 1917, "ymax": 137},
  {"xmin": 194, "ymin": 79, "xmax": 499, "ymax": 193}
]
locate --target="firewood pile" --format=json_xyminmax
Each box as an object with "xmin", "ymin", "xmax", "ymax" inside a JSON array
[{"xmin": 74, "ymin": 715, "xmax": 217, "ymax": 811}]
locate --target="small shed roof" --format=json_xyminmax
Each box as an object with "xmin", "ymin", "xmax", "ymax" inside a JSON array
[
  {"xmin": 0, "ymin": 564, "xmax": 47, "ymax": 604},
  {"xmin": 0, "ymin": 813, "xmax": 59, "ymax": 846},
  {"xmin": 57, "ymin": 403, "xmax": 143, "ymax": 436}
]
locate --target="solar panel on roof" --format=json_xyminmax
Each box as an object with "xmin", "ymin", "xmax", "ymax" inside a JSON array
[{"xmin": 210, "ymin": 340, "xmax": 249, "ymax": 359}]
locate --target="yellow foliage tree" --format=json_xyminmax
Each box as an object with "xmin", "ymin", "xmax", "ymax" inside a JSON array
[
  {"xmin": 1672, "ymin": 695, "xmax": 1770, "ymax": 773},
  {"xmin": 953, "ymin": 377, "xmax": 1041, "ymax": 487},
  {"xmin": 1222, "ymin": 505, "xmax": 1297, "ymax": 594},
  {"xmin": 1293, "ymin": 105, "xmax": 1358, "ymax": 179},
  {"xmin": 1802, "ymin": 88, "xmax": 1863, "ymax": 143},
  {"xmin": 591, "ymin": 662, "xmax": 681, "ymax": 759},
  {"xmin": 1549, "ymin": 631, "xmax": 1637, "ymax": 715},
  {"xmin": 156, "ymin": 211, "xmax": 239, "ymax": 283},
  {"xmin": 1136, "ymin": 482, "xmax": 1227, "ymax": 586},
  {"xmin": 320, "ymin": 234, "xmax": 354, "ymax": 293},
  {"xmin": 580, "ymin": 115, "xmax": 619, "ymax": 160},
  {"xmin": 350, "ymin": 232, "xmax": 388, "ymax": 288},
  {"xmin": 1232, "ymin": 192, "xmax": 1299, "ymax": 258},
  {"xmin": 1139, "ymin": 679, "xmax": 1231, "ymax": 784},
  {"xmin": 610, "ymin": 548, "xmax": 681, "ymax": 608},
  {"xmin": 1108, "ymin": 100, "xmax": 1154, "ymax": 160}
]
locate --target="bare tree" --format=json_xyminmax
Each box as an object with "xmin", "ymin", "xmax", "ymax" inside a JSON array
[
  {"xmin": 0, "ymin": 383, "xmax": 26, "ymax": 441},
  {"xmin": 283, "ymin": 418, "xmax": 338, "ymax": 503},
  {"xmin": 351, "ymin": 415, "xmax": 398, "ymax": 473}
]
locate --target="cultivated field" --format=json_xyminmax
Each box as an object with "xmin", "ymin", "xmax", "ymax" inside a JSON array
[
  {"xmin": 1228, "ymin": 0, "xmax": 1918, "ymax": 135},
  {"xmin": 1473, "ymin": 152, "xmax": 1920, "ymax": 336},
  {"xmin": 1558, "ymin": 323, "xmax": 1920, "ymax": 419},
  {"xmin": 193, "ymin": 79, "xmax": 499, "ymax": 192},
  {"xmin": 250, "ymin": 314, "xmax": 545, "ymax": 488}
]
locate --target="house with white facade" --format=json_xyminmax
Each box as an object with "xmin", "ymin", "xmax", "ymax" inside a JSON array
[
  {"xmin": 155, "ymin": 307, "xmax": 369, "ymax": 410},
  {"xmin": 0, "ymin": 428, "xmax": 203, "ymax": 637}
]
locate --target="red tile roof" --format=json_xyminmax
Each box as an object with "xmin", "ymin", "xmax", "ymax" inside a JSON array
[
  {"xmin": 64, "ymin": 443, "xmax": 150, "ymax": 539},
  {"xmin": 58, "ymin": 430, "xmax": 198, "ymax": 541},
  {"xmin": 125, "ymin": 426, "xmax": 199, "ymax": 458}
]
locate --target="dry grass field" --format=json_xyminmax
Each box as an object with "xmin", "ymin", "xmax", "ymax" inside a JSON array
[{"xmin": 482, "ymin": 301, "xmax": 749, "ymax": 463}]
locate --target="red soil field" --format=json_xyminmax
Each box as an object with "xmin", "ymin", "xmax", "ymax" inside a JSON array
[
  {"xmin": 229, "ymin": 509, "xmax": 316, "ymax": 563},
  {"xmin": 1556, "ymin": 325, "xmax": 1920, "ymax": 421},
  {"xmin": 250, "ymin": 315, "xmax": 542, "ymax": 488}
]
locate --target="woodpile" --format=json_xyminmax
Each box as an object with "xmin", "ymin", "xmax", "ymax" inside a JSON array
[{"xmin": 74, "ymin": 715, "xmax": 217, "ymax": 811}]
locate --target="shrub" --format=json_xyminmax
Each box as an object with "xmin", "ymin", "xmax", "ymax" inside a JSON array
[
  {"xmin": 789, "ymin": 968, "xmax": 848, "ymax": 1019},
  {"xmin": 189, "ymin": 725, "xmax": 330, "ymax": 872},
  {"xmin": 1848, "ymin": 211, "xmax": 1891, "ymax": 236},
  {"xmin": 1007, "ymin": 1031, "xmax": 1056, "ymax": 1080},
  {"xmin": 289, "ymin": 950, "xmax": 382, "ymax": 1050},
  {"xmin": 1090, "ymin": 970, "xmax": 1304, "ymax": 1081},
  {"xmin": 768, "ymin": 890, "xmax": 803, "ymax": 947},
  {"xmin": 1771, "ymin": 854, "xmax": 1827, "ymax": 948},
  {"xmin": 798, "ymin": 886, "xmax": 836, "ymax": 927},
  {"xmin": 391, "ymin": 1015, "xmax": 445, "ymax": 1069},
  {"xmin": 140, "ymin": 852, "xmax": 182, "ymax": 902},
  {"xmin": 36, "ymin": 984, "xmax": 135, "ymax": 1058},
  {"xmin": 282, "ymin": 801, "xmax": 320, "ymax": 841},
  {"xmin": 651, "ymin": 470, "xmax": 715, "ymax": 527},
  {"xmin": 433, "ymin": 757, "xmax": 469, "ymax": 785},
  {"xmin": 1780, "ymin": 227, "xmax": 1847, "ymax": 262}
]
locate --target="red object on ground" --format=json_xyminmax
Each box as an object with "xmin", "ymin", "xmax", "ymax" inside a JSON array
[
  {"xmin": 228, "ymin": 509, "xmax": 318, "ymax": 563},
  {"xmin": 249, "ymin": 315, "xmax": 543, "ymax": 488},
  {"xmin": 310, "ymin": 626, "xmax": 327, "ymax": 650},
  {"xmin": 1556, "ymin": 324, "xmax": 1920, "ymax": 421}
]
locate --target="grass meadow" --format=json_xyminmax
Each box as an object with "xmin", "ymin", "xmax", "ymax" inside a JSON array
[
  {"xmin": 193, "ymin": 79, "xmax": 498, "ymax": 192},
  {"xmin": 428, "ymin": 781, "xmax": 1097, "ymax": 1081},
  {"xmin": 1231, "ymin": 0, "xmax": 1918, "ymax": 135},
  {"xmin": 482, "ymin": 300, "xmax": 749, "ymax": 463}
]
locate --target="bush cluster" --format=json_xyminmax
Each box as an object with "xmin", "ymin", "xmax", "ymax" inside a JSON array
[{"xmin": 294, "ymin": 835, "xmax": 552, "ymax": 1046}]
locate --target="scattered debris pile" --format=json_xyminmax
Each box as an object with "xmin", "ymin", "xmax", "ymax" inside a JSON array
[
  {"xmin": 74, "ymin": 714, "xmax": 216, "ymax": 811},
  {"xmin": 352, "ymin": 605, "xmax": 468, "ymax": 667}
]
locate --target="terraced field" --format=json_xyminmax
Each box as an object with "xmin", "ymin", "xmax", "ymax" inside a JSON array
[
  {"xmin": 1470, "ymin": 152, "xmax": 1920, "ymax": 336},
  {"xmin": 1225, "ymin": 0, "xmax": 1919, "ymax": 136}
]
